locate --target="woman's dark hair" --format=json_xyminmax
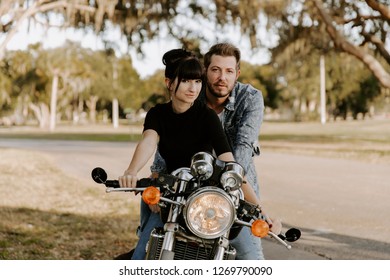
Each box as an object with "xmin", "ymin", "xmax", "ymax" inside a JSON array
[{"xmin": 162, "ymin": 49, "xmax": 204, "ymax": 93}]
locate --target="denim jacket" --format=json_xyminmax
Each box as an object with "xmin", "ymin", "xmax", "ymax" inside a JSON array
[{"xmin": 150, "ymin": 81, "xmax": 264, "ymax": 197}]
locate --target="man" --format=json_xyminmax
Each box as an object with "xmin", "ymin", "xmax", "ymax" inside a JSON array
[
  {"xmin": 200, "ymin": 42, "xmax": 265, "ymax": 259},
  {"xmin": 128, "ymin": 43, "xmax": 272, "ymax": 260}
]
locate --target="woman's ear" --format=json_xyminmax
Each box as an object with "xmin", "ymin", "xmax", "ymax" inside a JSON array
[{"xmin": 165, "ymin": 78, "xmax": 171, "ymax": 90}]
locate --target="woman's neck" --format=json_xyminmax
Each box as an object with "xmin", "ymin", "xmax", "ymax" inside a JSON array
[{"xmin": 171, "ymin": 100, "xmax": 193, "ymax": 114}]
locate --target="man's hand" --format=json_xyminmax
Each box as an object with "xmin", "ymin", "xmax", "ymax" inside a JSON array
[
  {"xmin": 149, "ymin": 204, "xmax": 161, "ymax": 213},
  {"xmin": 267, "ymin": 217, "xmax": 282, "ymax": 235}
]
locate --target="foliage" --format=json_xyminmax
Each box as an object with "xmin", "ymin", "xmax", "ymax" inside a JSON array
[
  {"xmin": 1, "ymin": 42, "xmax": 145, "ymax": 125},
  {"xmin": 137, "ymin": 69, "xmax": 167, "ymax": 109},
  {"xmin": 239, "ymin": 62, "xmax": 280, "ymax": 110},
  {"xmin": 271, "ymin": 45, "xmax": 383, "ymax": 121},
  {"xmin": 0, "ymin": 43, "xmax": 386, "ymax": 126},
  {"xmin": 0, "ymin": 0, "xmax": 389, "ymax": 125},
  {"xmin": 268, "ymin": 0, "xmax": 390, "ymax": 88}
]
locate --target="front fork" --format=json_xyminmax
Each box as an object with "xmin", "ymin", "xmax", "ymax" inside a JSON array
[
  {"xmin": 213, "ymin": 232, "xmax": 230, "ymax": 260},
  {"xmin": 159, "ymin": 168, "xmax": 192, "ymax": 260}
]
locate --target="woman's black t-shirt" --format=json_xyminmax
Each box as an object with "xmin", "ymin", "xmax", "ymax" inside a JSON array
[{"xmin": 143, "ymin": 100, "xmax": 231, "ymax": 173}]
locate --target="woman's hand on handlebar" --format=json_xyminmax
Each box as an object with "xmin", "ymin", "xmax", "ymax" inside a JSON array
[{"xmin": 118, "ymin": 170, "xmax": 138, "ymax": 188}]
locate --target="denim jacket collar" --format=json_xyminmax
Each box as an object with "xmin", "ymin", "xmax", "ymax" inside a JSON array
[{"xmin": 225, "ymin": 95, "xmax": 235, "ymax": 111}]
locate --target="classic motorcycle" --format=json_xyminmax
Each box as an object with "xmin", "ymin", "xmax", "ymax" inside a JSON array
[{"xmin": 91, "ymin": 152, "xmax": 300, "ymax": 260}]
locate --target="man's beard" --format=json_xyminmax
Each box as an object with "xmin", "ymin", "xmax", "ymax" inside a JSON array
[{"xmin": 206, "ymin": 80, "xmax": 233, "ymax": 99}]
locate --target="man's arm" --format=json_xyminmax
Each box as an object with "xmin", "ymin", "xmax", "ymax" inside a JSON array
[{"xmin": 231, "ymin": 88, "xmax": 264, "ymax": 173}]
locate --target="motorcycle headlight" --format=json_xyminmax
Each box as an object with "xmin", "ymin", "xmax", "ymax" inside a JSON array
[
  {"xmin": 190, "ymin": 152, "xmax": 214, "ymax": 181},
  {"xmin": 220, "ymin": 162, "xmax": 244, "ymax": 191},
  {"xmin": 183, "ymin": 187, "xmax": 235, "ymax": 239}
]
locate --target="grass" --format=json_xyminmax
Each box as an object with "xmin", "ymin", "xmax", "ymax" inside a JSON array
[
  {"xmin": 259, "ymin": 119, "xmax": 390, "ymax": 164},
  {"xmin": 0, "ymin": 130, "xmax": 142, "ymax": 142},
  {"xmin": 260, "ymin": 119, "xmax": 390, "ymax": 142},
  {"xmin": 0, "ymin": 207, "xmax": 136, "ymax": 260},
  {"xmin": 1, "ymin": 119, "xmax": 389, "ymax": 144},
  {"xmin": 0, "ymin": 149, "xmax": 139, "ymax": 260}
]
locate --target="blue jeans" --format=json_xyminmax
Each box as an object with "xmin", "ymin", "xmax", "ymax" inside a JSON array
[
  {"xmin": 230, "ymin": 227, "xmax": 264, "ymax": 260},
  {"xmin": 133, "ymin": 199, "xmax": 264, "ymax": 260},
  {"xmin": 131, "ymin": 199, "xmax": 163, "ymax": 260}
]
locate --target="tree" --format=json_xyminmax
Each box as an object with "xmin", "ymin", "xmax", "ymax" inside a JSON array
[
  {"xmin": 351, "ymin": 75, "xmax": 381, "ymax": 119},
  {"xmin": 268, "ymin": 0, "xmax": 390, "ymax": 89},
  {"xmin": 2, "ymin": 1, "xmax": 388, "ymax": 88},
  {"xmin": 239, "ymin": 61, "xmax": 280, "ymax": 110},
  {"xmin": 0, "ymin": 0, "xmax": 191, "ymax": 58},
  {"xmin": 311, "ymin": 0, "xmax": 390, "ymax": 88},
  {"xmin": 325, "ymin": 52, "xmax": 382, "ymax": 120},
  {"xmin": 5, "ymin": 45, "xmax": 51, "ymax": 127},
  {"xmin": 2, "ymin": 1, "xmax": 388, "ymax": 126},
  {"xmin": 34, "ymin": 42, "xmax": 94, "ymax": 130},
  {"xmin": 0, "ymin": 63, "xmax": 12, "ymax": 111}
]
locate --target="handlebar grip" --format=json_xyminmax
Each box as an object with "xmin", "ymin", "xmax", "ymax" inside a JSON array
[
  {"xmin": 137, "ymin": 178, "xmax": 154, "ymax": 188},
  {"xmin": 105, "ymin": 180, "xmax": 120, "ymax": 188},
  {"xmin": 105, "ymin": 178, "xmax": 154, "ymax": 189},
  {"xmin": 93, "ymin": 168, "xmax": 155, "ymax": 189}
]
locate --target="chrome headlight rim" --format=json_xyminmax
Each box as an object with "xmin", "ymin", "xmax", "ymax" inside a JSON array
[{"xmin": 183, "ymin": 187, "xmax": 236, "ymax": 239}]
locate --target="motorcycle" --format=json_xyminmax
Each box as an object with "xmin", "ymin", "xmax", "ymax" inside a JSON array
[{"xmin": 91, "ymin": 151, "xmax": 300, "ymax": 260}]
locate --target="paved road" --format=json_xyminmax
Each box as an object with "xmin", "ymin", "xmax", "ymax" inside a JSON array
[{"xmin": 1, "ymin": 139, "xmax": 389, "ymax": 259}]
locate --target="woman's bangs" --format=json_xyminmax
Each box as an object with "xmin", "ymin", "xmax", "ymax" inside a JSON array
[{"xmin": 180, "ymin": 59, "xmax": 204, "ymax": 80}]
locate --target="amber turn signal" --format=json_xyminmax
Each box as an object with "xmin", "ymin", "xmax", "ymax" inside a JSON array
[
  {"xmin": 251, "ymin": 219, "xmax": 269, "ymax": 238},
  {"xmin": 142, "ymin": 186, "xmax": 160, "ymax": 205}
]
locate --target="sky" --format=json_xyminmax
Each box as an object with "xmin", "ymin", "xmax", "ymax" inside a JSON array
[{"xmin": 2, "ymin": 15, "xmax": 274, "ymax": 79}]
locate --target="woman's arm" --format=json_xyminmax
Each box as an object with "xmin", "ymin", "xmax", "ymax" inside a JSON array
[{"xmin": 118, "ymin": 129, "xmax": 159, "ymax": 188}]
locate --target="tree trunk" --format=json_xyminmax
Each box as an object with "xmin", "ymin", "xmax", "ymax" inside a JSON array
[
  {"xmin": 49, "ymin": 73, "xmax": 59, "ymax": 131},
  {"xmin": 320, "ymin": 55, "xmax": 326, "ymax": 124},
  {"xmin": 86, "ymin": 95, "xmax": 98, "ymax": 124},
  {"xmin": 29, "ymin": 102, "xmax": 50, "ymax": 128},
  {"xmin": 112, "ymin": 98, "xmax": 119, "ymax": 128}
]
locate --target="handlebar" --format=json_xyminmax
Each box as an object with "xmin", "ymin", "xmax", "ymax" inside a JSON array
[
  {"xmin": 91, "ymin": 167, "xmax": 176, "ymax": 189},
  {"xmin": 91, "ymin": 167, "xmax": 301, "ymax": 249}
]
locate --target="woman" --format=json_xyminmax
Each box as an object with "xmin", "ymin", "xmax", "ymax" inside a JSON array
[{"xmin": 119, "ymin": 49, "xmax": 274, "ymax": 259}]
